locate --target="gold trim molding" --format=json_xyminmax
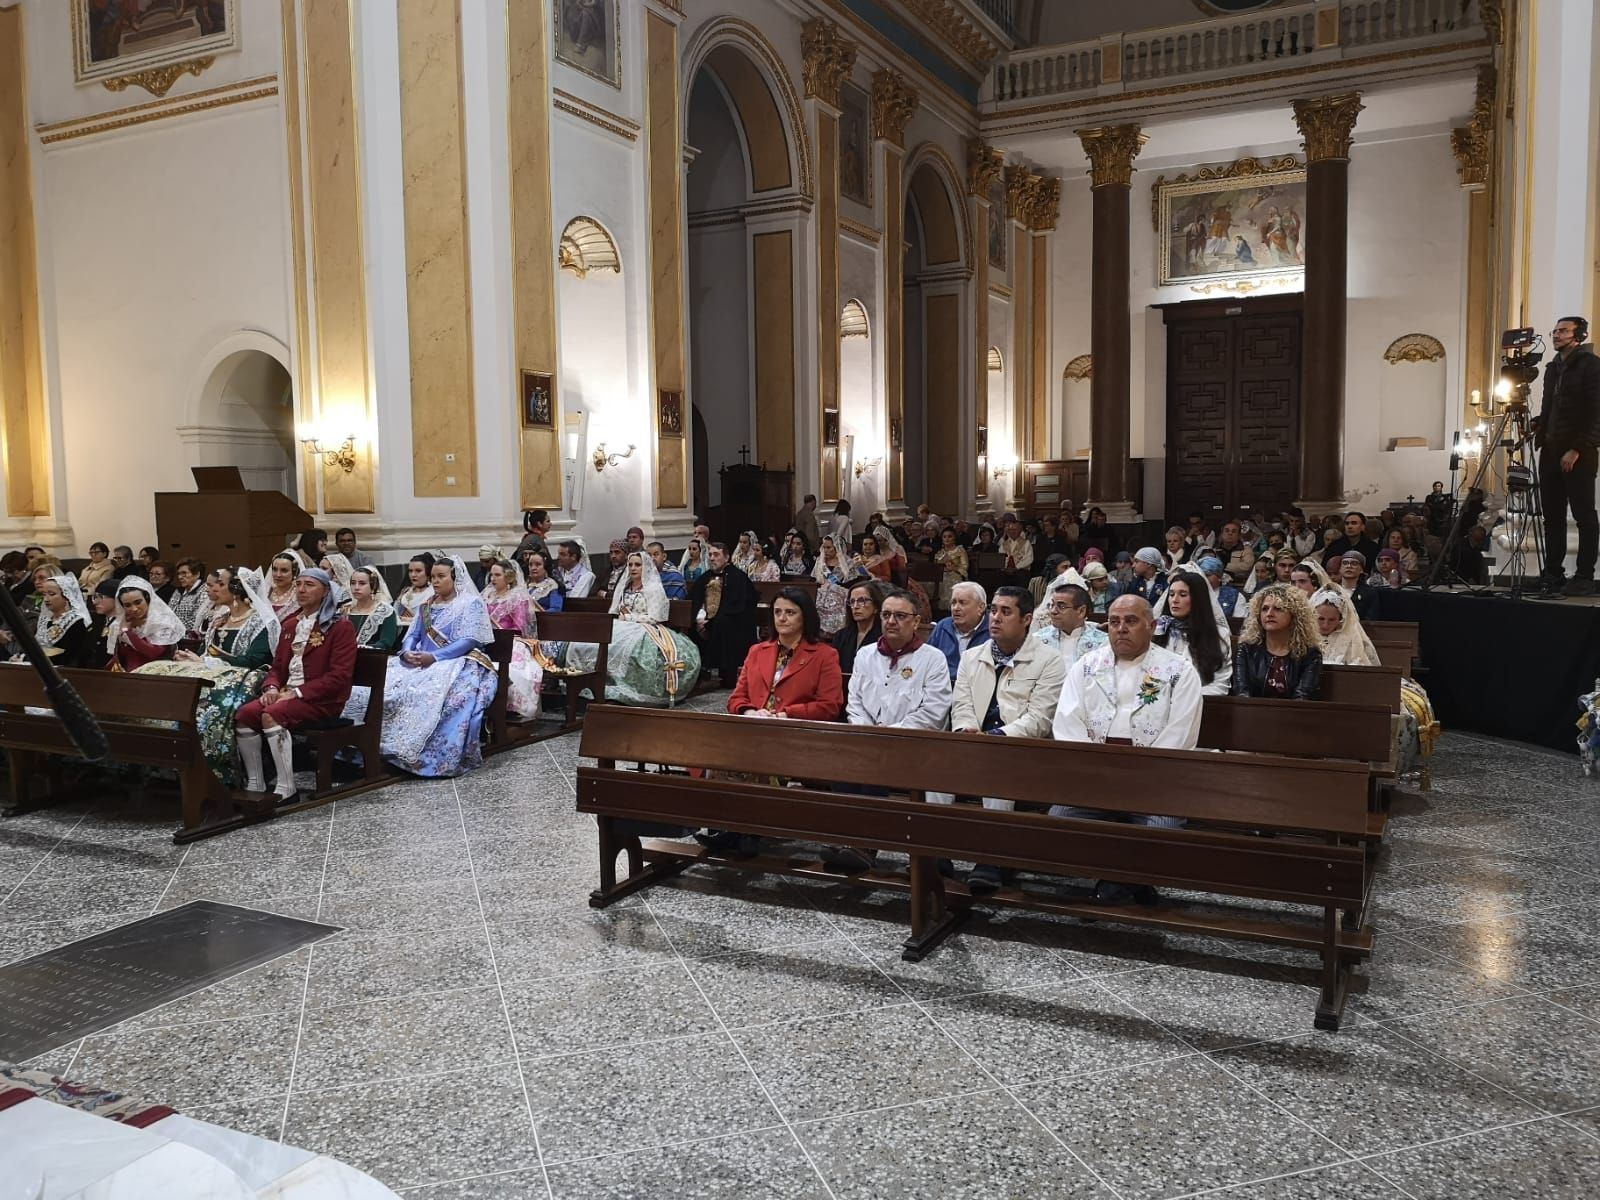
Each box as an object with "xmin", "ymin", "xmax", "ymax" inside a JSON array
[
  {"xmin": 37, "ymin": 74, "xmax": 277, "ymax": 144},
  {"xmin": 553, "ymin": 88, "xmax": 640, "ymax": 141},
  {"xmin": 1149, "ymin": 154, "xmax": 1302, "ymax": 229},
  {"xmin": 1450, "ymin": 64, "xmax": 1495, "ymax": 189},
  {"xmin": 871, "ymin": 68, "xmax": 919, "ymax": 148},
  {"xmin": 1292, "ymin": 92, "xmax": 1364, "ymax": 163},
  {"xmin": 1076, "ymin": 124, "xmax": 1146, "ymax": 189},
  {"xmin": 840, "ymin": 217, "xmax": 881, "ymax": 243},
  {"xmin": 801, "ymin": 19, "xmax": 857, "ymax": 107},
  {"xmin": 896, "ymin": 0, "xmax": 1001, "ymax": 74},
  {"xmin": 1383, "ymin": 333, "xmax": 1447, "ymax": 364},
  {"xmin": 966, "ymin": 138, "xmax": 1003, "ymax": 197},
  {"xmin": 1063, "ymin": 354, "xmax": 1093, "ymax": 381},
  {"xmin": 1188, "ymin": 276, "xmax": 1300, "ymax": 296},
  {"xmin": 102, "ymin": 56, "xmax": 215, "ymax": 97}
]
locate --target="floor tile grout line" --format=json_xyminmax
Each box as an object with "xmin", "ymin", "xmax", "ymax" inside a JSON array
[
  {"xmin": 1, "ymin": 808, "xmax": 96, "ymax": 907},
  {"xmin": 830, "ymin": 926, "xmax": 1135, "ymax": 1200},
  {"xmin": 145, "ymin": 840, "xmax": 193, "ymax": 915},
  {"xmin": 639, "ymin": 895, "xmax": 844, "ymax": 1200},
  {"xmin": 454, "ymin": 775, "xmax": 554, "ymax": 1200},
  {"xmin": 277, "ymin": 790, "xmax": 338, "ymax": 1146}
]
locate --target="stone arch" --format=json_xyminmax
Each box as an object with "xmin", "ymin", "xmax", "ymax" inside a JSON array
[
  {"xmin": 903, "ymin": 143, "xmax": 972, "ymax": 273},
  {"xmin": 681, "ymin": 18, "xmax": 812, "ymax": 200},
  {"xmin": 184, "ymin": 330, "xmax": 298, "ymax": 500}
]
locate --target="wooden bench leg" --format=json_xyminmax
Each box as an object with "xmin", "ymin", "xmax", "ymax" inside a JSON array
[
  {"xmin": 902, "ymin": 855, "xmax": 968, "ymax": 963},
  {"xmin": 3, "ymin": 749, "xmax": 36, "ymax": 816},
  {"xmin": 1314, "ymin": 905, "xmax": 1350, "ymax": 1031},
  {"xmin": 588, "ymin": 815, "xmax": 689, "ymax": 908}
]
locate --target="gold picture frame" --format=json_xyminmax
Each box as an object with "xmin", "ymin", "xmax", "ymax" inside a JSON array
[
  {"xmin": 1153, "ymin": 156, "xmax": 1306, "ymax": 289},
  {"xmin": 71, "ymin": 0, "xmax": 237, "ymax": 92},
  {"xmin": 554, "ymin": 0, "xmax": 621, "ymax": 90}
]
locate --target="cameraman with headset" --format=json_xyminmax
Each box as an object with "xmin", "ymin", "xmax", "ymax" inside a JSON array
[{"xmin": 1535, "ymin": 317, "xmax": 1600, "ymax": 596}]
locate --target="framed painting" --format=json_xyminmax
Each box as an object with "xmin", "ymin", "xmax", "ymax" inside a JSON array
[
  {"xmin": 838, "ymin": 84, "xmax": 871, "ymax": 207},
  {"xmin": 1154, "ymin": 158, "xmax": 1306, "ymax": 288},
  {"xmin": 72, "ymin": 0, "xmax": 237, "ymax": 87},
  {"xmin": 521, "ymin": 371, "xmax": 555, "ymax": 430},
  {"xmin": 976, "ymin": 426, "xmax": 988, "ymax": 456},
  {"xmin": 987, "ymin": 178, "xmax": 1006, "ymax": 271},
  {"xmin": 554, "ymin": 0, "xmax": 620, "ymax": 89},
  {"xmin": 658, "ymin": 390, "xmax": 684, "ymax": 440},
  {"xmin": 823, "ymin": 409, "xmax": 840, "ymax": 448}
]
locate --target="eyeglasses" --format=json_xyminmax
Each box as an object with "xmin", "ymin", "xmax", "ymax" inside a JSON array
[
  {"xmin": 848, "ymin": 597, "xmax": 875, "ymax": 607},
  {"xmin": 880, "ymin": 610, "xmax": 915, "ymax": 622}
]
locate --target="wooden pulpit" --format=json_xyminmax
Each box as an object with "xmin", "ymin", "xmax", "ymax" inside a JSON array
[{"xmin": 154, "ymin": 467, "xmax": 314, "ymax": 571}]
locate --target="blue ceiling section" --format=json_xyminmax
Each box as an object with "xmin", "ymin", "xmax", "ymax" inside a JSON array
[{"xmin": 832, "ymin": 0, "xmax": 984, "ymax": 104}]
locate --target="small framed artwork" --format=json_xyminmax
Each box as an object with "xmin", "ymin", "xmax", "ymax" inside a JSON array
[
  {"xmin": 554, "ymin": 0, "xmax": 620, "ymax": 89},
  {"xmin": 823, "ymin": 409, "xmax": 840, "ymax": 447},
  {"xmin": 521, "ymin": 371, "xmax": 555, "ymax": 429},
  {"xmin": 977, "ymin": 426, "xmax": 988, "ymax": 456},
  {"xmin": 658, "ymin": 390, "xmax": 684, "ymax": 439},
  {"xmin": 890, "ymin": 416, "xmax": 904, "ymax": 450},
  {"xmin": 72, "ymin": 0, "xmax": 238, "ymax": 87},
  {"xmin": 838, "ymin": 84, "xmax": 871, "ymax": 207},
  {"xmin": 987, "ymin": 178, "xmax": 1007, "ymax": 271}
]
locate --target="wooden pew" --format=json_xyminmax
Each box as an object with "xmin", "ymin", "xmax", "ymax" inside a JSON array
[
  {"xmin": 565, "ymin": 596, "xmax": 611, "ymax": 614},
  {"xmin": 485, "ymin": 610, "xmax": 614, "ymax": 749},
  {"xmin": 754, "ymin": 578, "xmax": 817, "ymax": 607},
  {"xmin": 575, "ymin": 707, "xmax": 1375, "ymax": 1030},
  {"xmin": 293, "ymin": 648, "xmax": 393, "ymax": 803},
  {"xmin": 1319, "ymin": 664, "xmax": 1403, "ymax": 714},
  {"xmin": 0, "ymin": 665, "xmax": 227, "ymax": 841}
]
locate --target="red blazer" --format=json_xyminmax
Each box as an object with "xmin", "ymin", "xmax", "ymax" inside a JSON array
[
  {"xmin": 728, "ymin": 639, "xmax": 844, "ymax": 721},
  {"xmin": 265, "ymin": 616, "xmax": 357, "ymax": 713}
]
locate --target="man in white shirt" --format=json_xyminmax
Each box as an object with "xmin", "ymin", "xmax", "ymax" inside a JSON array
[
  {"xmin": 1033, "ymin": 581, "xmax": 1108, "ymax": 665},
  {"xmin": 826, "ymin": 588, "xmax": 952, "ymax": 872},
  {"xmin": 998, "ymin": 517, "xmax": 1033, "ymax": 585},
  {"xmin": 556, "ymin": 541, "xmax": 595, "ymax": 598},
  {"xmin": 944, "ymin": 586, "xmax": 1066, "ymax": 892},
  {"xmin": 1050, "ymin": 593, "xmax": 1203, "ymax": 905}
]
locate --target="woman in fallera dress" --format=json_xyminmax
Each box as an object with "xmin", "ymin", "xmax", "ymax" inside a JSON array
[
  {"xmin": 345, "ymin": 566, "xmax": 401, "ymax": 652},
  {"xmin": 395, "ymin": 553, "xmax": 436, "ymax": 636},
  {"xmin": 265, "ymin": 552, "xmax": 300, "ymax": 618},
  {"xmin": 26, "ymin": 575, "xmax": 96, "ymax": 669},
  {"xmin": 482, "ymin": 558, "xmax": 544, "ymax": 720},
  {"xmin": 381, "ymin": 556, "xmax": 499, "ymax": 778},
  {"xmin": 568, "ymin": 552, "xmax": 702, "ymax": 707},
  {"xmin": 810, "ymin": 535, "xmax": 860, "ymax": 636},
  {"xmin": 106, "ymin": 577, "xmax": 184, "ymax": 672}
]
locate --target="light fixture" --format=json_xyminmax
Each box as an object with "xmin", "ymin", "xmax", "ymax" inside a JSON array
[
  {"xmin": 853, "ymin": 454, "xmax": 882, "ymax": 479},
  {"xmin": 592, "ymin": 442, "xmax": 635, "ymax": 472},
  {"xmin": 991, "ymin": 453, "xmax": 1019, "ymax": 481},
  {"xmin": 301, "ymin": 432, "xmax": 358, "ymax": 473}
]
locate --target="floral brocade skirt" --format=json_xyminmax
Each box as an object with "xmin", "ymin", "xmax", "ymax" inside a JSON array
[{"xmin": 133, "ymin": 660, "xmax": 267, "ymax": 787}]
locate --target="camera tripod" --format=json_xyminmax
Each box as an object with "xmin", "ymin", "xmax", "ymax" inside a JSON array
[{"xmin": 1428, "ymin": 400, "xmax": 1544, "ymax": 598}]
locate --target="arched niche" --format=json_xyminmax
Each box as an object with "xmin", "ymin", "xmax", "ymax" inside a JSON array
[
  {"xmin": 556, "ymin": 215, "xmax": 627, "ymax": 515},
  {"xmin": 1378, "ymin": 333, "xmax": 1446, "ymax": 452},
  {"xmin": 683, "ymin": 29, "xmax": 807, "ymax": 510},
  {"xmin": 1062, "ymin": 354, "xmax": 1092, "ymax": 458},
  {"xmin": 184, "ymin": 332, "xmax": 297, "ymax": 500},
  {"xmin": 840, "ymin": 298, "xmax": 873, "ymax": 486}
]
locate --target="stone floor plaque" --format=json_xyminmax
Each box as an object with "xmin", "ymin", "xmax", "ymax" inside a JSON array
[{"xmin": 0, "ymin": 901, "xmax": 340, "ymax": 1062}]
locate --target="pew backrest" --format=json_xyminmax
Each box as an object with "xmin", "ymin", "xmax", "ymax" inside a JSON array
[
  {"xmin": 1199, "ymin": 695, "xmax": 1392, "ymax": 765},
  {"xmin": 0, "ymin": 662, "xmax": 205, "ymax": 724},
  {"xmin": 564, "ymin": 596, "xmax": 611, "ymax": 614},
  {"xmin": 1319, "ymin": 664, "xmax": 1403, "ymax": 714}
]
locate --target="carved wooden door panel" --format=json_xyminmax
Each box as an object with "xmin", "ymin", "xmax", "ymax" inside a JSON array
[{"xmin": 1165, "ymin": 308, "xmax": 1300, "ymax": 522}]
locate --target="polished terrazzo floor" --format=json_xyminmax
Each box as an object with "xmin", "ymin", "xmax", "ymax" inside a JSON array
[{"xmin": 2, "ymin": 709, "xmax": 1599, "ymax": 1199}]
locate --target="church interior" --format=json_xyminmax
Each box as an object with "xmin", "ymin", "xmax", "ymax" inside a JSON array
[{"xmin": 2, "ymin": 0, "xmax": 1600, "ymax": 1196}]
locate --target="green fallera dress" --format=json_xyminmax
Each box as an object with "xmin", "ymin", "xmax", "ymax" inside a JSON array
[
  {"xmin": 346, "ymin": 604, "xmax": 401, "ymax": 653},
  {"xmin": 135, "ymin": 622, "xmax": 273, "ymax": 786}
]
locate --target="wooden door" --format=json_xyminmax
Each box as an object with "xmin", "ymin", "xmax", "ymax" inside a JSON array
[{"xmin": 1164, "ymin": 298, "xmax": 1301, "ymax": 524}]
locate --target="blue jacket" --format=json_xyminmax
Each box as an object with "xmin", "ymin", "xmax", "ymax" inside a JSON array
[{"xmin": 927, "ymin": 613, "xmax": 991, "ymax": 679}]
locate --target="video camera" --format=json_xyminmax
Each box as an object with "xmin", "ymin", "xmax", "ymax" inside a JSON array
[{"xmin": 1499, "ymin": 327, "xmax": 1544, "ymax": 397}]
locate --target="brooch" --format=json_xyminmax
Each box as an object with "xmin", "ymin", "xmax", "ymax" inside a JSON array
[
  {"xmin": 309, "ymin": 630, "xmax": 324, "ymax": 649},
  {"xmin": 1136, "ymin": 674, "xmax": 1162, "ymax": 709},
  {"xmin": 900, "ymin": 667, "xmax": 914, "ymax": 679}
]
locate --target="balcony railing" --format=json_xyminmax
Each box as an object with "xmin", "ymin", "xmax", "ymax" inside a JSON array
[{"xmin": 988, "ymin": 0, "xmax": 1483, "ymax": 105}]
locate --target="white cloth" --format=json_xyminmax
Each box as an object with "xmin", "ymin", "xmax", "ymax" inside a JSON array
[
  {"xmin": 105, "ymin": 576, "xmax": 186, "ymax": 653},
  {"xmin": 1314, "ymin": 586, "xmax": 1379, "ymax": 666},
  {"xmin": 609, "ymin": 553, "xmax": 670, "ymax": 621},
  {"xmin": 36, "ymin": 575, "xmax": 90, "ymax": 645},
  {"xmin": 1034, "ymin": 620, "xmax": 1108, "ymax": 666},
  {"xmin": 998, "ymin": 533, "xmax": 1033, "ymax": 572},
  {"xmin": 563, "ymin": 560, "xmax": 596, "ymax": 598},
  {"xmin": 831, "ymin": 512, "xmax": 854, "ymax": 551},
  {"xmin": 232, "ymin": 566, "xmax": 284, "ymax": 654},
  {"xmin": 846, "ymin": 641, "xmax": 952, "ymax": 730},
  {"xmin": 1052, "ymin": 642, "xmax": 1203, "ymax": 750}
]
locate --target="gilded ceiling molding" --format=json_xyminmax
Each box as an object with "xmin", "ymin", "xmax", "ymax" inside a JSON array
[
  {"xmin": 1188, "ymin": 276, "xmax": 1298, "ymax": 296},
  {"xmin": 801, "ymin": 19, "xmax": 857, "ymax": 107},
  {"xmin": 1149, "ymin": 154, "xmax": 1302, "ymax": 229},
  {"xmin": 870, "ymin": 68, "xmax": 918, "ymax": 147},
  {"xmin": 1292, "ymin": 92, "xmax": 1364, "ymax": 162},
  {"xmin": 553, "ymin": 88, "xmax": 640, "ymax": 142},
  {"xmin": 895, "ymin": 0, "xmax": 1001, "ymax": 73},
  {"xmin": 1064, "ymin": 354, "xmax": 1093, "ymax": 381},
  {"xmin": 1478, "ymin": 0, "xmax": 1505, "ymax": 45},
  {"xmin": 36, "ymin": 74, "xmax": 277, "ymax": 145},
  {"xmin": 1383, "ymin": 333, "xmax": 1447, "ymax": 364},
  {"xmin": 840, "ymin": 216, "xmax": 882, "ymax": 243},
  {"xmin": 1450, "ymin": 63, "xmax": 1495, "ymax": 189},
  {"xmin": 680, "ymin": 17, "xmax": 814, "ymax": 199},
  {"xmin": 966, "ymin": 138, "xmax": 1004, "ymax": 198},
  {"xmin": 102, "ymin": 56, "xmax": 215, "ymax": 98},
  {"xmin": 1075, "ymin": 124, "xmax": 1146, "ymax": 189},
  {"xmin": 1026, "ymin": 176, "xmax": 1060, "ymax": 232}
]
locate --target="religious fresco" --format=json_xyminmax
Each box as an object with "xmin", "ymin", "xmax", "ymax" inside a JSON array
[
  {"xmin": 987, "ymin": 177, "xmax": 1006, "ymax": 271},
  {"xmin": 72, "ymin": 0, "xmax": 235, "ymax": 86},
  {"xmin": 838, "ymin": 83, "xmax": 871, "ymax": 206},
  {"xmin": 1155, "ymin": 159, "xmax": 1306, "ymax": 288},
  {"xmin": 555, "ymin": 0, "xmax": 620, "ymax": 89}
]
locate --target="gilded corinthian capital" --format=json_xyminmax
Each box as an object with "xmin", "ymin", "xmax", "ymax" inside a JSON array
[
  {"xmin": 1027, "ymin": 177, "xmax": 1061, "ymax": 232},
  {"xmin": 1075, "ymin": 125, "xmax": 1145, "ymax": 190},
  {"xmin": 1003, "ymin": 164, "xmax": 1033, "ymax": 222},
  {"xmin": 1451, "ymin": 64, "xmax": 1496, "ymax": 189},
  {"xmin": 966, "ymin": 139, "xmax": 1004, "ymax": 197},
  {"xmin": 1292, "ymin": 93, "xmax": 1364, "ymax": 163},
  {"xmin": 871, "ymin": 69, "xmax": 918, "ymax": 147},
  {"xmin": 801, "ymin": 19, "xmax": 857, "ymax": 108}
]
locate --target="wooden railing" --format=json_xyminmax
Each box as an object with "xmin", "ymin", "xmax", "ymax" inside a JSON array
[{"xmin": 989, "ymin": 0, "xmax": 1483, "ymax": 104}]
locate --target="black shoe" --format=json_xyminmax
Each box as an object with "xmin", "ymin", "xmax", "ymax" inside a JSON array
[
  {"xmin": 1538, "ymin": 574, "xmax": 1568, "ymax": 596},
  {"xmin": 966, "ymin": 863, "xmax": 1014, "ymax": 895},
  {"xmin": 1092, "ymin": 880, "xmax": 1160, "ymax": 906},
  {"xmin": 1563, "ymin": 578, "xmax": 1596, "ymax": 597},
  {"xmin": 820, "ymin": 845, "xmax": 877, "ymax": 872},
  {"xmin": 695, "ymin": 829, "xmax": 760, "ymax": 857}
]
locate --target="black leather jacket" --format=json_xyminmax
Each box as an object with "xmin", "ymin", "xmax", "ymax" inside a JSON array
[
  {"xmin": 1537, "ymin": 342, "xmax": 1600, "ymax": 455},
  {"xmin": 1232, "ymin": 642, "xmax": 1322, "ymax": 700}
]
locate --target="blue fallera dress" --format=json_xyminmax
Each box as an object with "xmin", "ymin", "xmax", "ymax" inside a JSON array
[{"xmin": 380, "ymin": 592, "xmax": 498, "ymax": 777}]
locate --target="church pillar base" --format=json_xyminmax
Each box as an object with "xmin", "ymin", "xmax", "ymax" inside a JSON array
[
  {"xmin": 1089, "ymin": 501, "xmax": 1141, "ymax": 524},
  {"xmin": 1293, "ymin": 497, "xmax": 1348, "ymax": 523}
]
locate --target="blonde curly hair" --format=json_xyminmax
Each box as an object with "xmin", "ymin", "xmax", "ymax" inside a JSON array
[{"xmin": 1237, "ymin": 583, "xmax": 1320, "ymax": 658}]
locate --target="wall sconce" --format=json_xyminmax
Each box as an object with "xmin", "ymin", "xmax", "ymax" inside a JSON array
[
  {"xmin": 853, "ymin": 454, "xmax": 881, "ymax": 480},
  {"xmin": 592, "ymin": 442, "xmax": 636, "ymax": 472},
  {"xmin": 991, "ymin": 454, "xmax": 1018, "ymax": 482},
  {"xmin": 301, "ymin": 432, "xmax": 358, "ymax": 474}
]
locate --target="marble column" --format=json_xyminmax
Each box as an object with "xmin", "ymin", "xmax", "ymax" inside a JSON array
[
  {"xmin": 1003, "ymin": 165, "xmax": 1034, "ymax": 482},
  {"xmin": 801, "ymin": 20, "xmax": 857, "ymax": 506},
  {"xmin": 1027, "ymin": 178, "xmax": 1060, "ymax": 461},
  {"xmin": 1291, "ymin": 93, "xmax": 1363, "ymax": 514},
  {"xmin": 1076, "ymin": 125, "xmax": 1145, "ymax": 521},
  {"xmin": 967, "ymin": 141, "xmax": 1004, "ymax": 502},
  {"xmin": 873, "ymin": 69, "xmax": 918, "ymax": 507},
  {"xmin": 645, "ymin": 4, "xmax": 689, "ymax": 511},
  {"xmin": 1452, "ymin": 65, "xmax": 1496, "ymax": 433}
]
